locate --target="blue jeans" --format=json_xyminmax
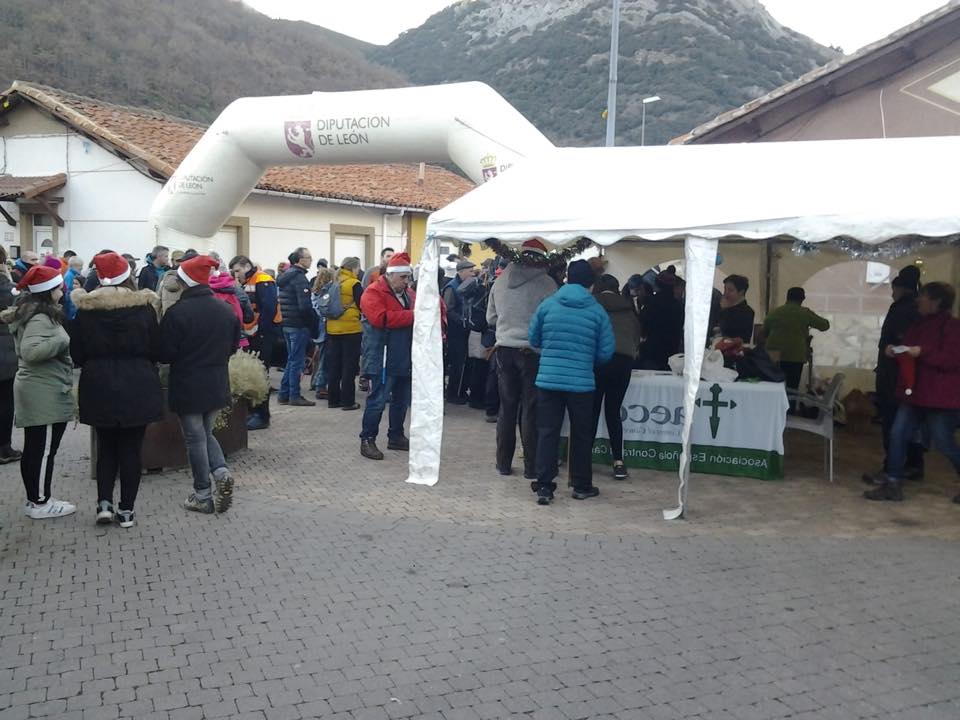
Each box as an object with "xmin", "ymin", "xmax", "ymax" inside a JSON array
[
  {"xmin": 178, "ymin": 411, "xmax": 227, "ymax": 500},
  {"xmin": 280, "ymin": 327, "xmax": 312, "ymax": 400},
  {"xmin": 360, "ymin": 374, "xmax": 411, "ymax": 441},
  {"xmin": 887, "ymin": 405, "xmax": 960, "ymax": 481}
]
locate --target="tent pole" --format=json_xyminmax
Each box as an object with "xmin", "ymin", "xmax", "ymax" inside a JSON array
[
  {"xmin": 764, "ymin": 240, "xmax": 774, "ymax": 316},
  {"xmin": 664, "ymin": 234, "xmax": 719, "ymax": 520}
]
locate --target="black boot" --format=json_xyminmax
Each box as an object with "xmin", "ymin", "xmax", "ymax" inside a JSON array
[
  {"xmin": 864, "ymin": 480, "xmax": 903, "ymax": 502},
  {"xmin": 361, "ymin": 439, "xmax": 384, "ymax": 460},
  {"xmin": 387, "ymin": 435, "xmax": 409, "ymax": 451}
]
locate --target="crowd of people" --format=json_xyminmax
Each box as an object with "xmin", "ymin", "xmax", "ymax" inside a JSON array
[
  {"xmin": 2, "ymin": 242, "xmax": 958, "ymax": 524},
  {"xmin": 1, "ymin": 247, "xmax": 239, "ymax": 525}
]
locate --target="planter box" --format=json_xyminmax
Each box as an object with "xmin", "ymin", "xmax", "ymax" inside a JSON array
[
  {"xmin": 89, "ymin": 396, "xmax": 249, "ymax": 475},
  {"xmin": 141, "ymin": 400, "xmax": 248, "ymax": 471}
]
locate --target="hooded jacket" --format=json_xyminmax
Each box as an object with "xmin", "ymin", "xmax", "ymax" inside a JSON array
[
  {"xmin": 1, "ymin": 305, "xmax": 74, "ymax": 428},
  {"xmin": 528, "ymin": 283, "xmax": 615, "ymax": 393},
  {"xmin": 69, "ymin": 287, "xmax": 163, "ymax": 428},
  {"xmin": 209, "ymin": 273, "xmax": 250, "ymax": 348},
  {"xmin": 898, "ymin": 311, "xmax": 960, "ymax": 409},
  {"xmin": 486, "ymin": 263, "xmax": 557, "ymax": 349},
  {"xmin": 159, "ymin": 270, "xmax": 184, "ymax": 317},
  {"xmin": 596, "ymin": 291, "xmax": 641, "ymax": 360},
  {"xmin": 137, "ymin": 255, "xmax": 168, "ymax": 292}
]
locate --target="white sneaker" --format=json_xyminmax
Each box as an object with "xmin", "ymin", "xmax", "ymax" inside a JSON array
[{"xmin": 26, "ymin": 498, "xmax": 76, "ymax": 519}]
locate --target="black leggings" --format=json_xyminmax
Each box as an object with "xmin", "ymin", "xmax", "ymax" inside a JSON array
[
  {"xmin": 593, "ymin": 354, "xmax": 634, "ymax": 462},
  {"xmin": 21, "ymin": 423, "xmax": 67, "ymax": 504},
  {"xmin": 96, "ymin": 426, "xmax": 147, "ymax": 511}
]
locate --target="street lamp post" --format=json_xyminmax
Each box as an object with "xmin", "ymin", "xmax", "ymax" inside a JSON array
[
  {"xmin": 604, "ymin": 0, "xmax": 621, "ymax": 147},
  {"xmin": 641, "ymin": 95, "xmax": 661, "ymax": 146}
]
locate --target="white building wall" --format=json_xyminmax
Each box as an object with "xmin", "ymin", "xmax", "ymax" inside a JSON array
[{"xmin": 0, "ymin": 116, "xmax": 410, "ymax": 274}]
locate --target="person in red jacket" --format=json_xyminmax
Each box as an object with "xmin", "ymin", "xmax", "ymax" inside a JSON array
[
  {"xmin": 866, "ymin": 281, "xmax": 960, "ymax": 503},
  {"xmin": 358, "ymin": 253, "xmax": 416, "ymax": 460}
]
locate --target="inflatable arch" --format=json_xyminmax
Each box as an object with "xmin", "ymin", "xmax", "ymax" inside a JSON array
[
  {"xmin": 149, "ymin": 82, "xmax": 555, "ymax": 488},
  {"xmin": 148, "ymin": 82, "xmax": 554, "ymax": 247}
]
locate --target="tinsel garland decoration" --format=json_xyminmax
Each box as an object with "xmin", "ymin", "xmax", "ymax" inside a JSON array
[
  {"xmin": 791, "ymin": 235, "xmax": 957, "ymax": 260},
  {"xmin": 481, "ymin": 237, "xmax": 595, "ymax": 266}
]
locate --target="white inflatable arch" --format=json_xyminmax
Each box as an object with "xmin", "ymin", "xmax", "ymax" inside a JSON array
[{"xmin": 149, "ymin": 82, "xmax": 555, "ymax": 487}]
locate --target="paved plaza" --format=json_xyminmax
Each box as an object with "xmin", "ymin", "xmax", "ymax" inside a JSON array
[{"xmin": 2, "ymin": 384, "xmax": 960, "ymax": 719}]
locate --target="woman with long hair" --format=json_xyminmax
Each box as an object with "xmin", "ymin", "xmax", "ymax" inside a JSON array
[
  {"xmin": 1, "ymin": 265, "xmax": 75, "ymax": 519},
  {"xmin": 310, "ymin": 267, "xmax": 334, "ymax": 399},
  {"xmin": 592, "ymin": 274, "xmax": 641, "ymax": 480},
  {"xmin": 69, "ymin": 252, "xmax": 163, "ymax": 528},
  {"xmin": 325, "ymin": 257, "xmax": 364, "ymax": 410}
]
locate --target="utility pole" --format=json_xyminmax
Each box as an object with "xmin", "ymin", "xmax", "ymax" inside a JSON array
[{"xmin": 605, "ymin": 0, "xmax": 621, "ymax": 147}]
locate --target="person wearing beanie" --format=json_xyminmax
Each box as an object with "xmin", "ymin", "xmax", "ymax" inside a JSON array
[
  {"xmin": 160, "ymin": 255, "xmax": 241, "ymax": 515},
  {"xmin": 69, "ymin": 252, "xmax": 163, "ymax": 528},
  {"xmin": 229, "ymin": 254, "xmax": 281, "ymax": 430},
  {"xmin": 442, "ymin": 258, "xmax": 478, "ymax": 405},
  {"xmin": 486, "ymin": 240, "xmax": 557, "ymax": 479},
  {"xmin": 863, "ymin": 266, "xmax": 925, "ymax": 486},
  {"xmin": 1, "ymin": 265, "xmax": 76, "ymax": 519},
  {"xmin": 358, "ymin": 252, "xmax": 416, "ymax": 460},
  {"xmin": 528, "ymin": 260, "xmax": 614, "ymax": 505}
]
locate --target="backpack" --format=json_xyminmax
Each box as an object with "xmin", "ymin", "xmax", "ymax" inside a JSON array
[{"xmin": 313, "ymin": 280, "xmax": 346, "ymax": 320}]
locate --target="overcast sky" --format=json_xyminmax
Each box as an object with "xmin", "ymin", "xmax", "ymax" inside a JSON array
[{"xmin": 242, "ymin": 0, "xmax": 948, "ymax": 53}]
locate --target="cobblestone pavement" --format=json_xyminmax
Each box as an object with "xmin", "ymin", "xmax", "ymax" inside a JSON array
[{"xmin": 2, "ymin": 381, "xmax": 960, "ymax": 719}]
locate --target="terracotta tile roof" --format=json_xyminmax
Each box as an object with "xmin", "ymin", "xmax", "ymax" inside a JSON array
[
  {"xmin": 673, "ymin": 1, "xmax": 960, "ymax": 144},
  {"xmin": 0, "ymin": 173, "xmax": 67, "ymax": 200},
  {"xmin": 4, "ymin": 82, "xmax": 474, "ymax": 211}
]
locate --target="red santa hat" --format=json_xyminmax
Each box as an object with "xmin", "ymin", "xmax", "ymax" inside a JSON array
[
  {"xmin": 16, "ymin": 265, "xmax": 64, "ymax": 294},
  {"xmin": 521, "ymin": 239, "xmax": 548, "ymax": 256},
  {"xmin": 177, "ymin": 255, "xmax": 220, "ymax": 287},
  {"xmin": 385, "ymin": 252, "xmax": 413, "ymax": 274},
  {"xmin": 93, "ymin": 252, "xmax": 131, "ymax": 286}
]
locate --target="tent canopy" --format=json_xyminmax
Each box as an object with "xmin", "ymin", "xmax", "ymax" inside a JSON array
[
  {"xmin": 422, "ymin": 135, "xmax": 960, "ymax": 520},
  {"xmin": 427, "ymin": 136, "xmax": 960, "ymax": 246}
]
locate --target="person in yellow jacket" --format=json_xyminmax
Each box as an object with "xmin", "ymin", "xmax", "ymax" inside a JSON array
[{"xmin": 325, "ymin": 257, "xmax": 364, "ymax": 410}]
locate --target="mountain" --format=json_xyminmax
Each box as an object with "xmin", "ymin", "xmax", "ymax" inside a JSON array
[
  {"xmin": 0, "ymin": 0, "xmax": 403, "ymax": 123},
  {"xmin": 373, "ymin": 0, "xmax": 839, "ymax": 146}
]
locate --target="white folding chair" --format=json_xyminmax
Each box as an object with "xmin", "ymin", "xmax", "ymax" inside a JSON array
[{"xmin": 785, "ymin": 373, "xmax": 845, "ymax": 483}]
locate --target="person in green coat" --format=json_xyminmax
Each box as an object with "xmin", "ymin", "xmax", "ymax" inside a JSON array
[
  {"xmin": 763, "ymin": 287, "xmax": 831, "ymax": 391},
  {"xmin": 0, "ymin": 264, "xmax": 76, "ymax": 520}
]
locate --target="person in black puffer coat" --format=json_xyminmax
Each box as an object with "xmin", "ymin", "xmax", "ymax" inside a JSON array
[
  {"xmin": 0, "ymin": 248, "xmax": 21, "ymax": 464},
  {"xmin": 69, "ymin": 252, "xmax": 163, "ymax": 528},
  {"xmin": 276, "ymin": 247, "xmax": 316, "ymax": 405},
  {"xmin": 160, "ymin": 255, "xmax": 241, "ymax": 515}
]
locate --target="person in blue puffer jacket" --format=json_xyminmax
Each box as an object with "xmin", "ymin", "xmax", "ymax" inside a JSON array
[{"xmin": 528, "ymin": 259, "xmax": 614, "ymax": 506}]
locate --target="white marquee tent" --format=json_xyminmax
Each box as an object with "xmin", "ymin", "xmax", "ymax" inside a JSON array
[{"xmin": 415, "ymin": 136, "xmax": 960, "ymax": 519}]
